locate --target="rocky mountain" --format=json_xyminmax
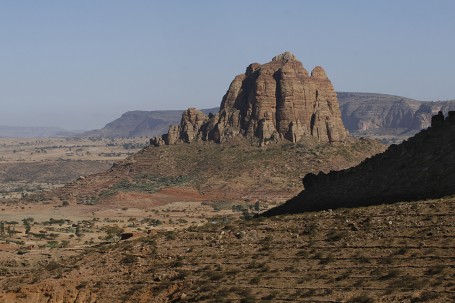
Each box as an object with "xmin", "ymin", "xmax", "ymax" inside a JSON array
[
  {"xmin": 338, "ymin": 92, "xmax": 421, "ymax": 133},
  {"xmin": 264, "ymin": 111, "xmax": 455, "ymax": 216},
  {"xmin": 338, "ymin": 92, "xmax": 455, "ymax": 140},
  {"xmin": 79, "ymin": 92, "xmax": 455, "ymax": 141},
  {"xmin": 0, "ymin": 125, "xmax": 78, "ymax": 138},
  {"xmin": 82, "ymin": 108, "xmax": 218, "ymax": 138},
  {"xmin": 412, "ymin": 100, "xmax": 455, "ymax": 128},
  {"xmin": 152, "ymin": 52, "xmax": 347, "ymax": 146}
]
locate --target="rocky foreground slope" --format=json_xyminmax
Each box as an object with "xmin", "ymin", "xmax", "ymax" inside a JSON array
[
  {"xmin": 152, "ymin": 52, "xmax": 347, "ymax": 146},
  {"xmin": 2, "ymin": 195, "xmax": 454, "ymax": 303},
  {"xmin": 264, "ymin": 112, "xmax": 455, "ymax": 216}
]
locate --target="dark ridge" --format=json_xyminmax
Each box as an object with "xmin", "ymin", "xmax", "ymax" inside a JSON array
[{"xmin": 262, "ymin": 111, "xmax": 455, "ymax": 216}]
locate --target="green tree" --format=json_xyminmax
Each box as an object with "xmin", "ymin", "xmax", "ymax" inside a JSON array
[
  {"xmin": 22, "ymin": 218, "xmax": 34, "ymax": 235},
  {"xmin": 254, "ymin": 201, "xmax": 260, "ymax": 212},
  {"xmin": 75, "ymin": 225, "xmax": 82, "ymax": 237},
  {"xmin": 102, "ymin": 225, "xmax": 124, "ymax": 242}
]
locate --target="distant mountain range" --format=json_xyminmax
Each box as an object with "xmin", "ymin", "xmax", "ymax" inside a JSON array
[
  {"xmin": 0, "ymin": 126, "xmax": 80, "ymax": 138},
  {"xmin": 3, "ymin": 93, "xmax": 454, "ymax": 139},
  {"xmin": 83, "ymin": 93, "xmax": 455, "ymax": 141},
  {"xmin": 82, "ymin": 108, "xmax": 219, "ymax": 138},
  {"xmin": 337, "ymin": 92, "xmax": 455, "ymax": 141}
]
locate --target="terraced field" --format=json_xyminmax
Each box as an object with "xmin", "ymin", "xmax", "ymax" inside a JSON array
[{"xmin": 2, "ymin": 196, "xmax": 453, "ymax": 302}]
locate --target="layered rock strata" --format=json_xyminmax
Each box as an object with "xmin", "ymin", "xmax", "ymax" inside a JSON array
[
  {"xmin": 337, "ymin": 92, "xmax": 455, "ymax": 138},
  {"xmin": 151, "ymin": 52, "xmax": 347, "ymax": 146}
]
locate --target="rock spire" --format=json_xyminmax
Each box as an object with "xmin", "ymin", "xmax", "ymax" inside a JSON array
[{"xmin": 151, "ymin": 52, "xmax": 347, "ymax": 146}]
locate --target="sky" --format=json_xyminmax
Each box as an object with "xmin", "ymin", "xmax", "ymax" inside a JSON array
[{"xmin": 1, "ymin": 1, "xmax": 454, "ymax": 130}]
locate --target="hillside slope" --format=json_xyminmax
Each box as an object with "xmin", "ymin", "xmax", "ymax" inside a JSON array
[
  {"xmin": 264, "ymin": 112, "xmax": 455, "ymax": 216},
  {"xmin": 2, "ymin": 195, "xmax": 453, "ymax": 302},
  {"xmin": 35, "ymin": 137, "xmax": 384, "ymax": 205}
]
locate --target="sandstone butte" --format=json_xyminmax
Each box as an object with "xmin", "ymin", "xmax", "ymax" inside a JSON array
[{"xmin": 151, "ymin": 52, "xmax": 347, "ymax": 146}]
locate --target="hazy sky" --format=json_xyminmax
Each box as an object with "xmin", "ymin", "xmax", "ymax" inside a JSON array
[{"xmin": 1, "ymin": 1, "xmax": 454, "ymax": 130}]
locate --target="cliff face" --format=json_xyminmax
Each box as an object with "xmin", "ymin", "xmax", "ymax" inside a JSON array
[
  {"xmin": 411, "ymin": 100, "xmax": 455, "ymax": 129},
  {"xmin": 337, "ymin": 93, "xmax": 421, "ymax": 132},
  {"xmin": 264, "ymin": 111, "xmax": 455, "ymax": 216},
  {"xmin": 338, "ymin": 92, "xmax": 455, "ymax": 139},
  {"xmin": 152, "ymin": 52, "xmax": 347, "ymax": 146}
]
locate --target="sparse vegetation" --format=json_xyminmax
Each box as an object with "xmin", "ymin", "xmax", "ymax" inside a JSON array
[
  {"xmin": 326, "ymin": 229, "xmax": 348, "ymax": 242},
  {"xmin": 0, "ymin": 131, "xmax": 452, "ymax": 302},
  {"xmin": 348, "ymin": 293, "xmax": 375, "ymax": 303},
  {"xmin": 0, "ymin": 195, "xmax": 453, "ymax": 302},
  {"xmin": 99, "ymin": 175, "xmax": 190, "ymax": 198},
  {"xmin": 102, "ymin": 225, "xmax": 124, "ymax": 242}
]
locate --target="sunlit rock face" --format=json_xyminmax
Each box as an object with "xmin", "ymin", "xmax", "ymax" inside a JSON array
[{"xmin": 151, "ymin": 52, "xmax": 347, "ymax": 146}]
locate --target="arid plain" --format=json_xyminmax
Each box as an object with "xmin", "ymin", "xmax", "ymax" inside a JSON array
[{"xmin": 1, "ymin": 52, "xmax": 454, "ymax": 302}]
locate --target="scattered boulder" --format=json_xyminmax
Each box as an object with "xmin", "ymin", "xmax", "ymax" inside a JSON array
[
  {"xmin": 431, "ymin": 111, "xmax": 444, "ymax": 127},
  {"xmin": 120, "ymin": 233, "xmax": 134, "ymax": 240}
]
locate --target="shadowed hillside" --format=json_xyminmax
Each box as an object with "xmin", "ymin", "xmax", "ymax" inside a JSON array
[{"xmin": 264, "ymin": 112, "xmax": 455, "ymax": 216}]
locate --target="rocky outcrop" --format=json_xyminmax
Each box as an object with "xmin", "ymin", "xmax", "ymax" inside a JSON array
[
  {"xmin": 79, "ymin": 93, "xmax": 455, "ymax": 140},
  {"xmin": 263, "ymin": 111, "xmax": 455, "ymax": 216},
  {"xmin": 151, "ymin": 52, "xmax": 347, "ymax": 146},
  {"xmin": 156, "ymin": 108, "xmax": 211, "ymax": 146},
  {"xmin": 82, "ymin": 108, "xmax": 218, "ymax": 138},
  {"xmin": 411, "ymin": 100, "xmax": 455, "ymax": 129}
]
